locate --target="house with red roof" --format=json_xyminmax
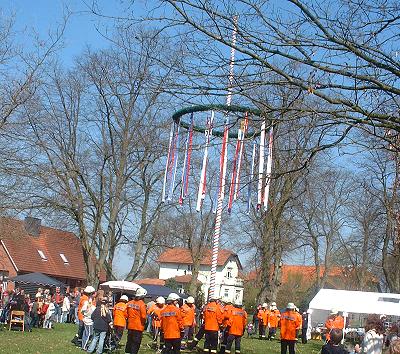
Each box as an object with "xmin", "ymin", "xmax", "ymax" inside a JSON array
[
  {"xmin": 0, "ymin": 216, "xmax": 102, "ymax": 289},
  {"xmin": 156, "ymin": 247, "xmax": 244, "ymax": 303}
]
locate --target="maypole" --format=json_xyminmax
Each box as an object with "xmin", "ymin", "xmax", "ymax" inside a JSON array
[
  {"xmin": 209, "ymin": 16, "xmax": 238, "ymax": 299},
  {"xmin": 263, "ymin": 126, "xmax": 274, "ymax": 210}
]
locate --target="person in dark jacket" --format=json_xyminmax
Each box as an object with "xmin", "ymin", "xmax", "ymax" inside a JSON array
[
  {"xmin": 321, "ymin": 328, "xmax": 348, "ymax": 354},
  {"xmin": 87, "ymin": 297, "xmax": 113, "ymax": 354}
]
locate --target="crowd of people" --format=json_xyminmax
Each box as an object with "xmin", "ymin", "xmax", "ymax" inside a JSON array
[{"xmin": 2, "ymin": 284, "xmax": 400, "ymax": 354}]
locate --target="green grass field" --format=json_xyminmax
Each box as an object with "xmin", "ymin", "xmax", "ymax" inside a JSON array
[{"xmin": 0, "ymin": 323, "xmax": 323, "ymax": 353}]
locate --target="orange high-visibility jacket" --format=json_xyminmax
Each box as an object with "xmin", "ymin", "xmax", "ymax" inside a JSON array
[
  {"xmin": 150, "ymin": 304, "xmax": 164, "ymax": 329},
  {"xmin": 257, "ymin": 309, "xmax": 269, "ymax": 326},
  {"xmin": 222, "ymin": 304, "xmax": 234, "ymax": 327},
  {"xmin": 269, "ymin": 309, "xmax": 281, "ymax": 328},
  {"xmin": 160, "ymin": 304, "xmax": 183, "ymax": 339},
  {"xmin": 78, "ymin": 294, "xmax": 88, "ymax": 321},
  {"xmin": 125, "ymin": 299, "xmax": 147, "ymax": 331},
  {"xmin": 203, "ymin": 301, "xmax": 223, "ymax": 331},
  {"xmin": 180, "ymin": 303, "xmax": 196, "ymax": 327},
  {"xmin": 228, "ymin": 307, "xmax": 247, "ymax": 336},
  {"xmin": 113, "ymin": 301, "xmax": 127, "ymax": 328},
  {"xmin": 325, "ymin": 315, "xmax": 344, "ymax": 341},
  {"xmin": 280, "ymin": 310, "xmax": 301, "ymax": 341}
]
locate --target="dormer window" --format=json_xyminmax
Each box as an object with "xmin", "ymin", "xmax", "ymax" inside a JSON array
[
  {"xmin": 37, "ymin": 250, "xmax": 47, "ymax": 261},
  {"xmin": 226, "ymin": 267, "xmax": 232, "ymax": 279},
  {"xmin": 60, "ymin": 253, "xmax": 69, "ymax": 264}
]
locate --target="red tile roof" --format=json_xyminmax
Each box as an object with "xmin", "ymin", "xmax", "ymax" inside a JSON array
[
  {"xmin": 173, "ymin": 274, "xmax": 202, "ymax": 285},
  {"xmin": 0, "ymin": 217, "xmax": 96, "ymax": 281},
  {"xmin": 246, "ymin": 264, "xmax": 350, "ymax": 283},
  {"xmin": 157, "ymin": 247, "xmax": 241, "ymax": 268},
  {"xmin": 135, "ymin": 278, "xmax": 166, "ymax": 286}
]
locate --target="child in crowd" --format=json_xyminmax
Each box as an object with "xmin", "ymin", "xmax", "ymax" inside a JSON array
[
  {"xmin": 43, "ymin": 296, "xmax": 56, "ymax": 329},
  {"xmin": 321, "ymin": 328, "xmax": 348, "ymax": 354}
]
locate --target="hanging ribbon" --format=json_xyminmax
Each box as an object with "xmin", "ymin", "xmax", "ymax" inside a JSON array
[
  {"xmin": 234, "ymin": 112, "xmax": 249, "ymax": 201},
  {"xmin": 179, "ymin": 114, "xmax": 194, "ymax": 205},
  {"xmin": 167, "ymin": 121, "xmax": 180, "ymax": 201},
  {"xmin": 257, "ymin": 120, "xmax": 266, "ymax": 209},
  {"xmin": 162, "ymin": 123, "xmax": 175, "ymax": 203},
  {"xmin": 196, "ymin": 112, "xmax": 214, "ymax": 211},
  {"xmin": 263, "ymin": 126, "xmax": 274, "ymax": 211},
  {"xmin": 246, "ymin": 139, "xmax": 257, "ymax": 214}
]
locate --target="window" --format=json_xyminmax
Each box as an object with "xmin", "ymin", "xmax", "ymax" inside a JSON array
[
  {"xmin": 224, "ymin": 288, "xmax": 229, "ymax": 298},
  {"xmin": 60, "ymin": 253, "xmax": 69, "ymax": 264},
  {"xmin": 37, "ymin": 250, "xmax": 47, "ymax": 261},
  {"xmin": 378, "ymin": 297, "xmax": 400, "ymax": 303},
  {"xmin": 235, "ymin": 289, "xmax": 241, "ymax": 300},
  {"xmin": 178, "ymin": 285, "xmax": 185, "ymax": 294},
  {"xmin": 187, "ymin": 265, "xmax": 193, "ymax": 271},
  {"xmin": 226, "ymin": 267, "xmax": 232, "ymax": 279}
]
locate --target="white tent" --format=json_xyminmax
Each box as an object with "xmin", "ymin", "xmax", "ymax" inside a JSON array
[{"xmin": 308, "ymin": 288, "xmax": 400, "ymax": 326}]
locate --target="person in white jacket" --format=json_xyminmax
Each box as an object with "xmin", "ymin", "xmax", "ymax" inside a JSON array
[
  {"xmin": 81, "ymin": 293, "xmax": 96, "ymax": 350},
  {"xmin": 361, "ymin": 315, "xmax": 384, "ymax": 354},
  {"xmin": 62, "ymin": 294, "xmax": 70, "ymax": 323},
  {"xmin": 43, "ymin": 300, "xmax": 56, "ymax": 329}
]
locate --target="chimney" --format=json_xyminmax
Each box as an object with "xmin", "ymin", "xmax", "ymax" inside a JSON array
[{"xmin": 24, "ymin": 217, "xmax": 41, "ymax": 237}]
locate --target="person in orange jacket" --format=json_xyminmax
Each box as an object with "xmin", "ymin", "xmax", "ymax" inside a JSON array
[
  {"xmin": 203, "ymin": 294, "xmax": 224, "ymax": 353},
  {"xmin": 219, "ymin": 298, "xmax": 234, "ymax": 354},
  {"xmin": 280, "ymin": 303, "xmax": 302, "ymax": 354},
  {"xmin": 124, "ymin": 288, "xmax": 147, "ymax": 354},
  {"xmin": 225, "ymin": 299, "xmax": 247, "ymax": 354},
  {"xmin": 181, "ymin": 296, "xmax": 196, "ymax": 349},
  {"xmin": 148, "ymin": 296, "xmax": 165, "ymax": 350},
  {"xmin": 268, "ymin": 302, "xmax": 281, "ymax": 340},
  {"xmin": 324, "ymin": 309, "xmax": 344, "ymax": 342},
  {"xmin": 160, "ymin": 292, "xmax": 183, "ymax": 354},
  {"xmin": 113, "ymin": 294, "xmax": 128, "ymax": 343},
  {"xmin": 257, "ymin": 303, "xmax": 269, "ymax": 339}
]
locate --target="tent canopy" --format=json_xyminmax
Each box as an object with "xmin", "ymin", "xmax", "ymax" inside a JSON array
[
  {"xmin": 308, "ymin": 289, "xmax": 400, "ymax": 326},
  {"xmin": 11, "ymin": 272, "xmax": 66, "ymax": 288},
  {"xmin": 140, "ymin": 284, "xmax": 188, "ymax": 299}
]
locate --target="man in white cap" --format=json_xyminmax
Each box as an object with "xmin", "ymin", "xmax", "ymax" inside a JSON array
[
  {"xmin": 280, "ymin": 302, "xmax": 301, "ymax": 354},
  {"xmin": 125, "ymin": 287, "xmax": 147, "ymax": 354},
  {"xmin": 160, "ymin": 293, "xmax": 183, "ymax": 353},
  {"xmin": 181, "ymin": 296, "xmax": 196, "ymax": 349},
  {"xmin": 71, "ymin": 285, "xmax": 95, "ymax": 346},
  {"xmin": 268, "ymin": 302, "xmax": 280, "ymax": 340},
  {"xmin": 225, "ymin": 299, "xmax": 247, "ymax": 354},
  {"xmin": 257, "ymin": 302, "xmax": 269, "ymax": 339},
  {"xmin": 113, "ymin": 294, "xmax": 129, "ymax": 344},
  {"xmin": 324, "ymin": 308, "xmax": 344, "ymax": 342},
  {"xmin": 202, "ymin": 293, "xmax": 224, "ymax": 353}
]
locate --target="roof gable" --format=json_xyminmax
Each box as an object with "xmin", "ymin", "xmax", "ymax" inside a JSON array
[
  {"xmin": 157, "ymin": 247, "xmax": 241, "ymax": 269},
  {"xmin": 0, "ymin": 217, "xmax": 87, "ymax": 280}
]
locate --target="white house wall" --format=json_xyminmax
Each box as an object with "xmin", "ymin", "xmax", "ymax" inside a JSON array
[{"xmin": 158, "ymin": 255, "xmax": 244, "ymax": 303}]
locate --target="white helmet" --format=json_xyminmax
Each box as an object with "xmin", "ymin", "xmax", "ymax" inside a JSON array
[
  {"xmin": 330, "ymin": 308, "xmax": 338, "ymax": 315},
  {"xmin": 167, "ymin": 293, "xmax": 180, "ymax": 302},
  {"xmin": 262, "ymin": 303, "xmax": 268, "ymax": 308},
  {"xmin": 156, "ymin": 296, "xmax": 165, "ymax": 304},
  {"xmin": 234, "ymin": 299, "xmax": 242, "ymax": 307},
  {"xmin": 186, "ymin": 296, "xmax": 195, "ymax": 304},
  {"xmin": 287, "ymin": 302, "xmax": 296, "ymax": 310},
  {"xmin": 84, "ymin": 286, "xmax": 95, "ymax": 294},
  {"xmin": 135, "ymin": 288, "xmax": 147, "ymax": 298},
  {"xmin": 271, "ymin": 302, "xmax": 277, "ymax": 307},
  {"xmin": 120, "ymin": 295, "xmax": 129, "ymax": 302}
]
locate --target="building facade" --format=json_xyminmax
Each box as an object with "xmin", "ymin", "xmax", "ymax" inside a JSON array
[{"xmin": 157, "ymin": 247, "xmax": 244, "ymax": 303}]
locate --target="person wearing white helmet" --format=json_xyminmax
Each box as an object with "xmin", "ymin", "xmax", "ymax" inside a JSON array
[
  {"xmin": 202, "ymin": 292, "xmax": 224, "ymax": 353},
  {"xmin": 181, "ymin": 296, "xmax": 196, "ymax": 349},
  {"xmin": 160, "ymin": 293, "xmax": 183, "ymax": 353},
  {"xmin": 113, "ymin": 295, "xmax": 129, "ymax": 344},
  {"xmin": 268, "ymin": 302, "xmax": 280, "ymax": 340},
  {"xmin": 280, "ymin": 303, "xmax": 301, "ymax": 354},
  {"xmin": 257, "ymin": 302, "xmax": 270, "ymax": 339},
  {"xmin": 225, "ymin": 299, "xmax": 247, "ymax": 354},
  {"xmin": 124, "ymin": 287, "xmax": 147, "ymax": 354},
  {"xmin": 324, "ymin": 308, "xmax": 344, "ymax": 342},
  {"xmin": 147, "ymin": 297, "xmax": 166, "ymax": 351},
  {"xmin": 219, "ymin": 297, "xmax": 234, "ymax": 354}
]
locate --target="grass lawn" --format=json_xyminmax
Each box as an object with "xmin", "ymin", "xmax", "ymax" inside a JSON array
[{"xmin": 0, "ymin": 323, "xmax": 323, "ymax": 353}]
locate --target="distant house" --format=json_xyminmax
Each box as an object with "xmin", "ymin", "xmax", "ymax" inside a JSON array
[
  {"xmin": 156, "ymin": 247, "xmax": 244, "ymax": 303},
  {"xmin": 0, "ymin": 216, "xmax": 103, "ymax": 289}
]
